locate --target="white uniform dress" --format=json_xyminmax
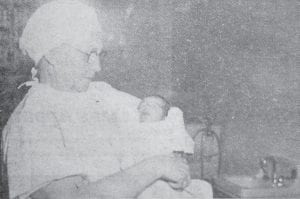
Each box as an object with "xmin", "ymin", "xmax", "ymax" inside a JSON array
[{"xmin": 2, "ymin": 81, "xmax": 212, "ymax": 199}]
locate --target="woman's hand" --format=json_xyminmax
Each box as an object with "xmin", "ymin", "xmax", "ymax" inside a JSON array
[{"xmin": 150, "ymin": 154, "xmax": 191, "ymax": 190}]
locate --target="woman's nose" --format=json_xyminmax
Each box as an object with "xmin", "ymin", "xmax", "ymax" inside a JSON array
[{"xmin": 88, "ymin": 54, "xmax": 101, "ymax": 72}]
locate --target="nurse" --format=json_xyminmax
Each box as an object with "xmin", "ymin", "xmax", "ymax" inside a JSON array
[{"xmin": 2, "ymin": 0, "xmax": 212, "ymax": 198}]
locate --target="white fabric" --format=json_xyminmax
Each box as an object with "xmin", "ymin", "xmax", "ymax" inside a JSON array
[
  {"xmin": 3, "ymin": 82, "xmax": 122, "ymax": 197},
  {"xmin": 116, "ymin": 107, "xmax": 194, "ymax": 169},
  {"xmin": 138, "ymin": 180, "xmax": 213, "ymax": 199},
  {"xmin": 19, "ymin": 0, "xmax": 103, "ymax": 64},
  {"xmin": 2, "ymin": 82, "xmax": 197, "ymax": 198}
]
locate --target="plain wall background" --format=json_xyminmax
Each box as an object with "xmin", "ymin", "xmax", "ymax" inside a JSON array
[
  {"xmin": 96, "ymin": 0, "xmax": 299, "ymax": 175},
  {"xmin": 95, "ymin": 0, "xmax": 299, "ymax": 175}
]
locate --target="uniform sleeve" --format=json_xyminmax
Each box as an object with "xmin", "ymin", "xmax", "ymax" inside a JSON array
[{"xmin": 4, "ymin": 105, "xmax": 70, "ymax": 198}]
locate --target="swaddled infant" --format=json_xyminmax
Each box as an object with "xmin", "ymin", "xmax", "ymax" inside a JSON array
[
  {"xmin": 138, "ymin": 95, "xmax": 170, "ymax": 123},
  {"xmin": 117, "ymin": 95, "xmax": 194, "ymax": 170}
]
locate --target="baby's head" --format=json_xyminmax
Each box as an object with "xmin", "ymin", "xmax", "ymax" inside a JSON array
[{"xmin": 138, "ymin": 95, "xmax": 170, "ymax": 123}]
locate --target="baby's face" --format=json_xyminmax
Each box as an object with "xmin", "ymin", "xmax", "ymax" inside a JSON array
[{"xmin": 138, "ymin": 97, "xmax": 165, "ymax": 123}]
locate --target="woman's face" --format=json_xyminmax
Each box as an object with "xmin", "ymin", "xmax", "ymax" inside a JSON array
[
  {"xmin": 50, "ymin": 45, "xmax": 102, "ymax": 92},
  {"xmin": 73, "ymin": 51, "xmax": 101, "ymax": 92}
]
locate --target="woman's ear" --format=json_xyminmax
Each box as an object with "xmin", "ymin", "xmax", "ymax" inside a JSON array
[{"xmin": 37, "ymin": 56, "xmax": 55, "ymax": 84}]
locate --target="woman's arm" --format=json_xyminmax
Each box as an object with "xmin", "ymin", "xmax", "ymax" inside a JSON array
[
  {"xmin": 82, "ymin": 155, "xmax": 189, "ymax": 198},
  {"xmin": 79, "ymin": 155, "xmax": 190, "ymax": 199},
  {"xmin": 28, "ymin": 155, "xmax": 190, "ymax": 199}
]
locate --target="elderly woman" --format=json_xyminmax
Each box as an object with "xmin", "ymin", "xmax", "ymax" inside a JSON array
[{"xmin": 2, "ymin": 0, "xmax": 212, "ymax": 198}]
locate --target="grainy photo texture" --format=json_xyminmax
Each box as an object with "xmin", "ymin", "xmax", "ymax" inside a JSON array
[{"xmin": 0, "ymin": 0, "xmax": 299, "ymax": 198}]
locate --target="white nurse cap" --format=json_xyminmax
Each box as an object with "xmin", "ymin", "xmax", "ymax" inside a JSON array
[{"xmin": 19, "ymin": 0, "xmax": 103, "ymax": 65}]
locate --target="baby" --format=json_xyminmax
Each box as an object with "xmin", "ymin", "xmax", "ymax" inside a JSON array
[
  {"xmin": 137, "ymin": 96, "xmax": 194, "ymax": 152},
  {"xmin": 137, "ymin": 95, "xmax": 170, "ymax": 123},
  {"xmin": 116, "ymin": 95, "xmax": 194, "ymax": 170}
]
